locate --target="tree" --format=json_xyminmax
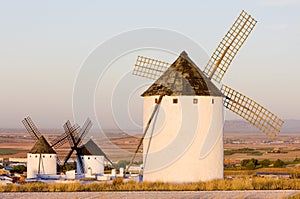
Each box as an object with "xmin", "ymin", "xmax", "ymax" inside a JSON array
[
  {"xmin": 245, "ymin": 161, "xmax": 256, "ymax": 170},
  {"xmin": 114, "ymin": 160, "xmax": 130, "ymax": 169},
  {"xmin": 260, "ymin": 159, "xmax": 271, "ymax": 168},
  {"xmin": 11, "ymin": 165, "xmax": 26, "ymax": 174},
  {"xmin": 241, "ymin": 158, "xmax": 258, "ymax": 170},
  {"xmin": 241, "ymin": 159, "xmax": 250, "ymax": 168},
  {"xmin": 250, "ymin": 158, "xmax": 259, "ymax": 167},
  {"xmin": 65, "ymin": 161, "xmax": 77, "ymax": 171},
  {"xmin": 273, "ymin": 159, "xmax": 285, "ymax": 168}
]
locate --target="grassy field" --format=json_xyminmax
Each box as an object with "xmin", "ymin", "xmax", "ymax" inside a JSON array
[
  {"xmin": 0, "ymin": 177, "xmax": 300, "ymax": 192},
  {"xmin": 0, "ymin": 148, "xmax": 25, "ymax": 155}
]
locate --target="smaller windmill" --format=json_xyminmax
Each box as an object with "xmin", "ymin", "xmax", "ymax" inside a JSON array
[
  {"xmin": 22, "ymin": 116, "xmax": 69, "ymax": 178},
  {"xmin": 61, "ymin": 118, "xmax": 93, "ymax": 174},
  {"xmin": 77, "ymin": 139, "xmax": 113, "ymax": 176}
]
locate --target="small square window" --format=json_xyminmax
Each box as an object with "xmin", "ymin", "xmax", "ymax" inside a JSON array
[
  {"xmin": 42, "ymin": 155, "xmax": 45, "ymax": 158},
  {"xmin": 155, "ymin": 98, "xmax": 158, "ymax": 104},
  {"xmin": 193, "ymin": 98, "xmax": 198, "ymax": 104},
  {"xmin": 212, "ymin": 99, "xmax": 214, "ymax": 104},
  {"xmin": 173, "ymin": 98, "xmax": 178, "ymax": 104},
  {"xmin": 88, "ymin": 157, "xmax": 90, "ymax": 160}
]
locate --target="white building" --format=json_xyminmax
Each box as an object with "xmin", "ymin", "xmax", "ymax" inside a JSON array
[
  {"xmin": 76, "ymin": 139, "xmax": 106, "ymax": 176},
  {"xmin": 27, "ymin": 136, "xmax": 57, "ymax": 179},
  {"xmin": 142, "ymin": 52, "xmax": 224, "ymax": 183}
]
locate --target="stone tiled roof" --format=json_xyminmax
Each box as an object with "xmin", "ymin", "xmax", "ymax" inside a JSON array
[
  {"xmin": 77, "ymin": 139, "xmax": 106, "ymax": 156},
  {"xmin": 142, "ymin": 51, "xmax": 223, "ymax": 97},
  {"xmin": 29, "ymin": 136, "xmax": 56, "ymax": 154}
]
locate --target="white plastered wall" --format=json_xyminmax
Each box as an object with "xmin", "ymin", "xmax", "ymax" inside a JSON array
[
  {"xmin": 143, "ymin": 96, "xmax": 224, "ymax": 183},
  {"xmin": 77, "ymin": 155, "xmax": 104, "ymax": 175},
  {"xmin": 27, "ymin": 153, "xmax": 57, "ymax": 178}
]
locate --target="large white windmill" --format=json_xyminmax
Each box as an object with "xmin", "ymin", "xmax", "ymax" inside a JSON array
[{"xmin": 128, "ymin": 10, "xmax": 284, "ymax": 183}]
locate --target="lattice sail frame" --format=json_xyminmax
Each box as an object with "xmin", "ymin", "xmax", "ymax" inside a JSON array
[
  {"xmin": 50, "ymin": 132, "xmax": 69, "ymax": 149},
  {"xmin": 221, "ymin": 85, "xmax": 284, "ymax": 139},
  {"xmin": 204, "ymin": 10, "xmax": 257, "ymax": 83},
  {"xmin": 132, "ymin": 56, "xmax": 170, "ymax": 80},
  {"xmin": 63, "ymin": 121, "xmax": 80, "ymax": 147},
  {"xmin": 51, "ymin": 122, "xmax": 80, "ymax": 149},
  {"xmin": 77, "ymin": 118, "xmax": 93, "ymax": 145},
  {"xmin": 22, "ymin": 116, "xmax": 42, "ymax": 141}
]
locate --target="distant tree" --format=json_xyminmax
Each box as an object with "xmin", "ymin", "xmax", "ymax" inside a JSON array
[
  {"xmin": 294, "ymin": 157, "xmax": 300, "ymax": 162},
  {"xmin": 241, "ymin": 159, "xmax": 250, "ymax": 167},
  {"xmin": 66, "ymin": 161, "xmax": 77, "ymax": 171},
  {"xmin": 241, "ymin": 158, "xmax": 258, "ymax": 170},
  {"xmin": 0, "ymin": 165, "xmax": 3, "ymax": 169},
  {"xmin": 250, "ymin": 158, "xmax": 259, "ymax": 167},
  {"xmin": 273, "ymin": 159, "xmax": 285, "ymax": 168},
  {"xmin": 114, "ymin": 160, "xmax": 130, "ymax": 169},
  {"xmin": 260, "ymin": 159, "xmax": 271, "ymax": 167},
  {"xmin": 246, "ymin": 161, "xmax": 256, "ymax": 170},
  {"xmin": 11, "ymin": 165, "xmax": 26, "ymax": 174}
]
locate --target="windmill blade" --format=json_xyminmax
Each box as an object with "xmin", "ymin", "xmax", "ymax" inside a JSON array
[
  {"xmin": 105, "ymin": 155, "xmax": 114, "ymax": 168},
  {"xmin": 64, "ymin": 148, "xmax": 75, "ymax": 165},
  {"xmin": 76, "ymin": 154, "xmax": 84, "ymax": 174},
  {"xmin": 76, "ymin": 118, "xmax": 93, "ymax": 145},
  {"xmin": 50, "ymin": 132, "xmax": 69, "ymax": 149},
  {"xmin": 221, "ymin": 85, "xmax": 284, "ymax": 139},
  {"xmin": 72, "ymin": 125, "xmax": 80, "ymax": 143},
  {"xmin": 22, "ymin": 116, "xmax": 42, "ymax": 141},
  {"xmin": 204, "ymin": 10, "xmax": 257, "ymax": 83},
  {"xmin": 132, "ymin": 56, "xmax": 170, "ymax": 80},
  {"xmin": 126, "ymin": 95, "xmax": 164, "ymax": 175},
  {"xmin": 56, "ymin": 156, "xmax": 62, "ymax": 165},
  {"xmin": 63, "ymin": 121, "xmax": 80, "ymax": 147}
]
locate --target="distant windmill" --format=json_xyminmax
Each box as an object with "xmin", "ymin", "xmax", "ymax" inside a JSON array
[
  {"xmin": 77, "ymin": 138, "xmax": 113, "ymax": 176},
  {"xmin": 22, "ymin": 116, "xmax": 69, "ymax": 178},
  {"xmin": 128, "ymin": 10, "xmax": 284, "ymax": 182},
  {"xmin": 61, "ymin": 118, "xmax": 93, "ymax": 174}
]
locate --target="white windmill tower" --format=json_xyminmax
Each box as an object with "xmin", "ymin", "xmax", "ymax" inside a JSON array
[
  {"xmin": 77, "ymin": 139, "xmax": 113, "ymax": 176},
  {"xmin": 127, "ymin": 10, "xmax": 284, "ymax": 183}
]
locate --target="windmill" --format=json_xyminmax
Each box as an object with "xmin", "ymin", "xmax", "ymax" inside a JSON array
[
  {"xmin": 61, "ymin": 118, "xmax": 93, "ymax": 174},
  {"xmin": 77, "ymin": 138, "xmax": 113, "ymax": 176},
  {"xmin": 22, "ymin": 116, "xmax": 69, "ymax": 178},
  {"xmin": 128, "ymin": 10, "xmax": 284, "ymax": 182}
]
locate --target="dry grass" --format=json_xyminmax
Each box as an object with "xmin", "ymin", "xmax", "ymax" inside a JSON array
[{"xmin": 0, "ymin": 177, "xmax": 299, "ymax": 192}]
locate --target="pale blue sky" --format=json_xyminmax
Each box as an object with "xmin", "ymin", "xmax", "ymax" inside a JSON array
[{"xmin": 0, "ymin": 0, "xmax": 299, "ymax": 129}]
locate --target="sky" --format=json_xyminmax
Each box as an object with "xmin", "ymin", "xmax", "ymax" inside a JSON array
[{"xmin": 0, "ymin": 0, "xmax": 299, "ymax": 130}]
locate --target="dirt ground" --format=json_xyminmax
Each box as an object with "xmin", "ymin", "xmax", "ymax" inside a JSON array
[{"xmin": 1, "ymin": 190, "xmax": 299, "ymax": 199}]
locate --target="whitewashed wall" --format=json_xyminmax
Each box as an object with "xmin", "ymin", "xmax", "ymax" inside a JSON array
[
  {"xmin": 77, "ymin": 155, "xmax": 104, "ymax": 175},
  {"xmin": 27, "ymin": 153, "xmax": 57, "ymax": 179},
  {"xmin": 143, "ymin": 96, "xmax": 224, "ymax": 183}
]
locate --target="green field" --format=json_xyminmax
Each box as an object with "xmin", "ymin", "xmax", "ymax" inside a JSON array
[{"xmin": 0, "ymin": 148, "xmax": 24, "ymax": 155}]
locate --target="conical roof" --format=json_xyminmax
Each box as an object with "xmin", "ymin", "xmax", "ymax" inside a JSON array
[
  {"xmin": 142, "ymin": 51, "xmax": 223, "ymax": 97},
  {"xmin": 77, "ymin": 139, "xmax": 107, "ymax": 156},
  {"xmin": 29, "ymin": 136, "xmax": 56, "ymax": 154}
]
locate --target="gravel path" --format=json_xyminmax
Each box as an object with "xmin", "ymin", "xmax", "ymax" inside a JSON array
[{"xmin": 1, "ymin": 190, "xmax": 299, "ymax": 199}]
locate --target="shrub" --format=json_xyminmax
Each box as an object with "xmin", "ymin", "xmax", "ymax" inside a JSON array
[
  {"xmin": 11, "ymin": 165, "xmax": 26, "ymax": 174},
  {"xmin": 260, "ymin": 159, "xmax": 271, "ymax": 168},
  {"xmin": 273, "ymin": 159, "xmax": 285, "ymax": 168}
]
